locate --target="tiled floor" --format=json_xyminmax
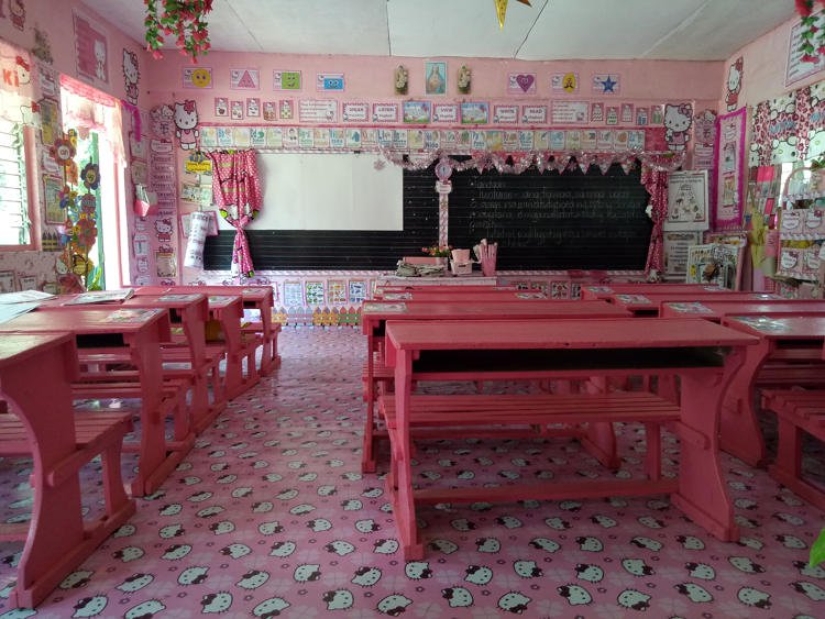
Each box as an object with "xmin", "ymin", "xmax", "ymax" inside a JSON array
[{"xmin": 0, "ymin": 326, "xmax": 824, "ymax": 618}]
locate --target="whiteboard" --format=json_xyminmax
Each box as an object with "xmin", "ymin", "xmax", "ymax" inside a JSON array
[{"xmin": 216, "ymin": 153, "xmax": 404, "ymax": 231}]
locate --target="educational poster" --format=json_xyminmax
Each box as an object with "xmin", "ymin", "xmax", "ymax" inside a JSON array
[
  {"xmin": 552, "ymin": 101, "xmax": 588, "ymax": 124},
  {"xmin": 786, "ymin": 9, "xmax": 825, "ymax": 86},
  {"xmin": 229, "ymin": 68, "xmax": 260, "ymax": 90},
  {"xmin": 685, "ymin": 242, "xmax": 745, "ymax": 289},
  {"xmin": 327, "ymin": 280, "xmax": 347, "ymax": 304},
  {"xmin": 348, "ymin": 280, "xmax": 367, "ymax": 304},
  {"xmin": 283, "ymin": 281, "xmax": 304, "ymax": 307},
  {"xmin": 305, "ymin": 281, "xmax": 325, "ymax": 306},
  {"xmin": 42, "ymin": 175, "xmax": 64, "ymax": 224},
  {"xmin": 713, "ymin": 108, "xmax": 747, "ymax": 230},
  {"xmin": 663, "ymin": 231, "xmax": 702, "ymax": 277},
  {"xmin": 664, "ymin": 170, "xmax": 709, "ymax": 231}
]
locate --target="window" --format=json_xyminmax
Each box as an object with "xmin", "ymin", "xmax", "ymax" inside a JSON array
[{"xmin": 0, "ymin": 117, "xmax": 32, "ymax": 247}]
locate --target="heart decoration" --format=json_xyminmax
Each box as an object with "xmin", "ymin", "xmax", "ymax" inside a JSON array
[{"xmin": 515, "ymin": 74, "xmax": 534, "ymax": 92}]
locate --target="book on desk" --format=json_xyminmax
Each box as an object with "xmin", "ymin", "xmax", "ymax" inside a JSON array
[{"xmin": 63, "ymin": 288, "xmax": 136, "ymax": 305}]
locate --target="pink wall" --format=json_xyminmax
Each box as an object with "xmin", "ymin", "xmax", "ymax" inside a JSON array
[
  {"xmin": 0, "ymin": 3, "xmax": 822, "ymax": 295},
  {"xmin": 147, "ymin": 53, "xmax": 723, "ymax": 116},
  {"xmin": 722, "ymin": 15, "xmax": 825, "ymax": 111}
]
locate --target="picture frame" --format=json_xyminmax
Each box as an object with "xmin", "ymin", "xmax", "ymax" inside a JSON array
[
  {"xmin": 0, "ymin": 271, "xmax": 14, "ymax": 293},
  {"xmin": 425, "ymin": 61, "xmax": 446, "ymax": 95},
  {"xmin": 17, "ymin": 275, "xmax": 38, "ymax": 291},
  {"xmin": 664, "ymin": 170, "xmax": 709, "ymax": 231},
  {"xmin": 180, "ymin": 211, "xmax": 219, "ymax": 238},
  {"xmin": 246, "ymin": 97, "xmax": 261, "ymax": 117},
  {"xmin": 43, "ymin": 174, "xmax": 64, "ymax": 224},
  {"xmin": 230, "ymin": 100, "xmax": 244, "ymax": 120},
  {"xmin": 214, "ymin": 97, "xmax": 228, "ymax": 117}
]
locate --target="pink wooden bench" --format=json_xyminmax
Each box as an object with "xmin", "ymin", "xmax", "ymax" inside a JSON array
[
  {"xmin": 761, "ymin": 388, "xmax": 825, "ymax": 511},
  {"xmin": 0, "ymin": 333, "xmax": 135, "ymax": 608},
  {"xmin": 378, "ymin": 391, "xmax": 683, "ymax": 481}
]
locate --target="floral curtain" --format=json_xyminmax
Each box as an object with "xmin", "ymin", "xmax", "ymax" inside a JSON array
[
  {"xmin": 641, "ymin": 165, "xmax": 669, "ymax": 277},
  {"xmin": 750, "ymin": 81, "xmax": 825, "ymax": 165},
  {"xmin": 208, "ymin": 149, "xmax": 262, "ymax": 279}
]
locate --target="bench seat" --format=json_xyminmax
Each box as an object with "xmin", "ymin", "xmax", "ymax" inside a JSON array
[
  {"xmin": 761, "ymin": 388, "xmax": 825, "ymax": 511},
  {"xmin": 0, "ymin": 410, "xmax": 135, "ymax": 544},
  {"xmin": 757, "ymin": 364, "xmax": 825, "ymax": 388},
  {"xmin": 377, "ymin": 391, "xmax": 684, "ymax": 482}
]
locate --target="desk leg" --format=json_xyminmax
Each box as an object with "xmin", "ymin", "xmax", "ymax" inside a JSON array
[
  {"xmin": 672, "ymin": 364, "xmax": 739, "ymax": 542},
  {"xmin": 362, "ymin": 334, "xmax": 377, "ymax": 474},
  {"xmin": 719, "ymin": 341, "xmax": 769, "ymax": 467},
  {"xmin": 1, "ymin": 351, "xmax": 87, "ymax": 608},
  {"xmin": 388, "ymin": 352, "xmax": 424, "ymax": 561},
  {"xmin": 131, "ymin": 342, "xmax": 169, "ymax": 496}
]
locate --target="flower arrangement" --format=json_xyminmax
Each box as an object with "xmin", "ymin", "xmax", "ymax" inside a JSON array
[
  {"xmin": 144, "ymin": 0, "xmax": 213, "ymax": 62},
  {"xmin": 421, "ymin": 243, "xmax": 452, "ymax": 258},
  {"xmin": 796, "ymin": 0, "xmax": 825, "ymax": 62}
]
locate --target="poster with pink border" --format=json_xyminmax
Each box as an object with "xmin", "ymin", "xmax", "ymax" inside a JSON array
[{"xmin": 712, "ymin": 108, "xmax": 747, "ymax": 230}]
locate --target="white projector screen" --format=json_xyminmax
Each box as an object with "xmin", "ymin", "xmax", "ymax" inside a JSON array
[{"xmin": 216, "ymin": 153, "xmax": 404, "ymax": 231}]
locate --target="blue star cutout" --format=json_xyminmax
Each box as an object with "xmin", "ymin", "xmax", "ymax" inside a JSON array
[{"xmin": 601, "ymin": 75, "xmax": 617, "ymax": 93}]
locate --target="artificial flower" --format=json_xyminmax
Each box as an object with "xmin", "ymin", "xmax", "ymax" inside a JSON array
[
  {"xmin": 421, "ymin": 243, "xmax": 452, "ymax": 257},
  {"xmin": 144, "ymin": 0, "xmax": 214, "ymax": 62},
  {"xmin": 50, "ymin": 137, "xmax": 75, "ymax": 167},
  {"xmin": 81, "ymin": 162, "xmax": 100, "ymax": 190}
]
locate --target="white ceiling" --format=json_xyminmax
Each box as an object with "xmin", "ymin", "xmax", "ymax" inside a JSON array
[{"xmin": 80, "ymin": 0, "xmax": 797, "ymax": 61}]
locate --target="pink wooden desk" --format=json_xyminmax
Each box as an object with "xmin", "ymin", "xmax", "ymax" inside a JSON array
[
  {"xmin": 610, "ymin": 292, "xmax": 781, "ymax": 316},
  {"xmin": 719, "ymin": 315, "xmax": 825, "ymax": 466},
  {"xmin": 137, "ymin": 285, "xmax": 280, "ymax": 375},
  {"xmin": 580, "ymin": 283, "xmax": 724, "ymax": 301},
  {"xmin": 0, "ymin": 307, "xmax": 172, "ymax": 496},
  {"xmin": 383, "ymin": 317, "xmax": 758, "ymax": 559},
  {"xmin": 40, "ymin": 293, "xmax": 219, "ymax": 437},
  {"xmin": 380, "ymin": 290, "xmax": 549, "ymax": 302},
  {"xmin": 204, "ymin": 294, "xmax": 256, "ymax": 398},
  {"xmin": 360, "ymin": 299, "xmax": 631, "ymax": 472},
  {"xmin": 122, "ymin": 294, "xmax": 223, "ymax": 432},
  {"xmin": 0, "ymin": 332, "xmax": 135, "ymax": 608},
  {"xmin": 661, "ymin": 299, "xmax": 825, "ymax": 322}
]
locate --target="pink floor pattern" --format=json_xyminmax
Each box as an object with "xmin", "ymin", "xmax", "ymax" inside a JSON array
[{"xmin": 0, "ymin": 326, "xmax": 824, "ymax": 618}]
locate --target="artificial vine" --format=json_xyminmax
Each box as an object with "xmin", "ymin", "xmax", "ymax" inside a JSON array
[{"xmin": 144, "ymin": 0, "xmax": 213, "ymax": 62}]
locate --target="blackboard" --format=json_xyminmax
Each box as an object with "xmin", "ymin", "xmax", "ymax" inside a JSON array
[
  {"xmin": 202, "ymin": 161, "xmax": 652, "ymax": 271},
  {"xmin": 445, "ymin": 162, "xmax": 652, "ymax": 270}
]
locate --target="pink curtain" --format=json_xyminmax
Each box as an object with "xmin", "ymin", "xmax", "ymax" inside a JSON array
[
  {"xmin": 641, "ymin": 165, "xmax": 669, "ymax": 277},
  {"xmin": 208, "ymin": 150, "xmax": 262, "ymax": 279}
]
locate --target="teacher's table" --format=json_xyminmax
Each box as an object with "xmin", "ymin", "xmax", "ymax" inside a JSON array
[
  {"xmin": 581, "ymin": 283, "xmax": 727, "ymax": 301},
  {"xmin": 380, "ymin": 290, "xmax": 549, "ymax": 302},
  {"xmin": 360, "ymin": 299, "xmax": 632, "ymax": 473},
  {"xmin": 610, "ymin": 292, "xmax": 781, "ymax": 317},
  {"xmin": 0, "ymin": 307, "xmax": 173, "ymax": 496},
  {"xmin": 719, "ymin": 315, "xmax": 825, "ymax": 467},
  {"xmin": 375, "ymin": 284, "xmax": 517, "ymax": 298},
  {"xmin": 660, "ymin": 299, "xmax": 825, "ymax": 322},
  {"xmin": 383, "ymin": 317, "xmax": 758, "ymax": 559},
  {"xmin": 0, "ymin": 332, "xmax": 135, "ymax": 608}
]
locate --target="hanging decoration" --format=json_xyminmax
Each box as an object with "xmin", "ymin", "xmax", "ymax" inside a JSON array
[
  {"xmin": 54, "ymin": 131, "xmax": 101, "ymax": 292},
  {"xmin": 144, "ymin": 0, "xmax": 214, "ymax": 62},
  {"xmin": 379, "ymin": 149, "xmax": 683, "ymax": 175},
  {"xmin": 795, "ymin": 0, "xmax": 825, "ymax": 62},
  {"xmin": 494, "ymin": 0, "xmax": 532, "ymax": 29}
]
